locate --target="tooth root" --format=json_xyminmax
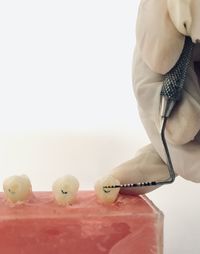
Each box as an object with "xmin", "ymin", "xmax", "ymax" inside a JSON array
[
  {"xmin": 95, "ymin": 175, "xmax": 120, "ymax": 204},
  {"xmin": 3, "ymin": 175, "xmax": 32, "ymax": 203},
  {"xmin": 52, "ymin": 175, "xmax": 79, "ymax": 206}
]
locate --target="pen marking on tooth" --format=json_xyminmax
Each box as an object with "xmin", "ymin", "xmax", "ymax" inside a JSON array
[
  {"xmin": 61, "ymin": 190, "xmax": 68, "ymax": 195},
  {"xmin": 103, "ymin": 187, "xmax": 111, "ymax": 193},
  {"xmin": 8, "ymin": 189, "xmax": 15, "ymax": 195}
]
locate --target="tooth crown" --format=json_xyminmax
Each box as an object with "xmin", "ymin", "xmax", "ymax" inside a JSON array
[
  {"xmin": 52, "ymin": 175, "xmax": 79, "ymax": 206},
  {"xmin": 95, "ymin": 175, "xmax": 120, "ymax": 204},
  {"xmin": 2, "ymin": 174, "xmax": 120, "ymax": 205},
  {"xmin": 3, "ymin": 175, "xmax": 32, "ymax": 203}
]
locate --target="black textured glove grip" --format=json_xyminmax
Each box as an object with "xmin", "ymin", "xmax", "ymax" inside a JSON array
[{"xmin": 160, "ymin": 37, "xmax": 194, "ymax": 101}]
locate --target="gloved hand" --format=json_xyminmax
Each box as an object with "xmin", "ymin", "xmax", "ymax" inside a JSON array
[{"xmin": 111, "ymin": 0, "xmax": 200, "ymax": 195}]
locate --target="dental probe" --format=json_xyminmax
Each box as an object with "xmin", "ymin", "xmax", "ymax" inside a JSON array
[{"xmin": 104, "ymin": 37, "xmax": 194, "ymax": 190}]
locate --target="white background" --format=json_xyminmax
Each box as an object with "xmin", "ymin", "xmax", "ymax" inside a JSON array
[{"xmin": 0, "ymin": 1, "xmax": 200, "ymax": 253}]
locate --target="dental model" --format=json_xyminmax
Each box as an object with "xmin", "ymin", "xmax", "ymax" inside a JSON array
[
  {"xmin": 52, "ymin": 175, "xmax": 79, "ymax": 205},
  {"xmin": 94, "ymin": 175, "xmax": 120, "ymax": 204},
  {"xmin": 3, "ymin": 175, "xmax": 32, "ymax": 203}
]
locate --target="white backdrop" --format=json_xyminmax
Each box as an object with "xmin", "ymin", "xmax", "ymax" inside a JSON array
[{"xmin": 0, "ymin": 1, "xmax": 200, "ymax": 253}]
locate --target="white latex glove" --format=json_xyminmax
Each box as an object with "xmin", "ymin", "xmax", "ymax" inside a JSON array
[{"xmin": 111, "ymin": 0, "xmax": 200, "ymax": 195}]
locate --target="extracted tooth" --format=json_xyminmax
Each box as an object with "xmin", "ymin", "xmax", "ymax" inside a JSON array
[
  {"xmin": 52, "ymin": 175, "xmax": 79, "ymax": 205},
  {"xmin": 95, "ymin": 175, "xmax": 120, "ymax": 204},
  {"xmin": 3, "ymin": 175, "xmax": 32, "ymax": 203}
]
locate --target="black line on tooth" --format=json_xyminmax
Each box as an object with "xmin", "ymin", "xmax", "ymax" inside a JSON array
[
  {"xmin": 61, "ymin": 189, "xmax": 68, "ymax": 195},
  {"xmin": 103, "ymin": 187, "xmax": 111, "ymax": 193},
  {"xmin": 8, "ymin": 189, "xmax": 16, "ymax": 194}
]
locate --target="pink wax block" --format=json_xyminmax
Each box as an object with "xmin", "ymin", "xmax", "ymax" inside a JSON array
[{"xmin": 0, "ymin": 191, "xmax": 163, "ymax": 254}]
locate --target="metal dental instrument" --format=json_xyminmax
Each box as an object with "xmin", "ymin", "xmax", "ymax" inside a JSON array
[{"xmin": 104, "ymin": 37, "xmax": 194, "ymax": 190}]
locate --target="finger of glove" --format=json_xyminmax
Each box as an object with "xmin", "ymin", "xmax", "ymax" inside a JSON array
[
  {"xmin": 111, "ymin": 144, "xmax": 170, "ymax": 195},
  {"xmin": 141, "ymin": 116, "xmax": 200, "ymax": 182},
  {"xmin": 133, "ymin": 48, "xmax": 200, "ymax": 145}
]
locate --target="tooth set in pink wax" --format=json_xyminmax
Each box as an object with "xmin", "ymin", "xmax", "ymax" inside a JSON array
[{"xmin": 0, "ymin": 191, "xmax": 163, "ymax": 254}]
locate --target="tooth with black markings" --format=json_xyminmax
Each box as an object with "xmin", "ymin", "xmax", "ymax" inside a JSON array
[
  {"xmin": 52, "ymin": 175, "xmax": 79, "ymax": 206},
  {"xmin": 94, "ymin": 175, "xmax": 120, "ymax": 204}
]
